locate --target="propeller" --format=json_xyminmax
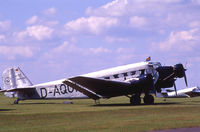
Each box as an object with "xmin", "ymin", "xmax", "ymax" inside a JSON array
[
  {"xmin": 184, "ymin": 62, "xmax": 188, "ymax": 87},
  {"xmin": 163, "ymin": 63, "xmax": 188, "ymax": 87},
  {"xmin": 178, "ymin": 65, "xmax": 188, "ymax": 87},
  {"xmin": 173, "ymin": 82, "xmax": 177, "ymax": 96},
  {"xmin": 184, "ymin": 69, "xmax": 188, "ymax": 87}
]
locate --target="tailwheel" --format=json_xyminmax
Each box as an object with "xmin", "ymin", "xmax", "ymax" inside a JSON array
[
  {"xmin": 14, "ymin": 99, "xmax": 19, "ymax": 104},
  {"xmin": 143, "ymin": 94, "xmax": 154, "ymax": 105},
  {"xmin": 130, "ymin": 94, "xmax": 141, "ymax": 105}
]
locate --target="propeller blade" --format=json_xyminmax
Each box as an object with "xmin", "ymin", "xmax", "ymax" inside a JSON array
[
  {"xmin": 184, "ymin": 73, "xmax": 188, "ymax": 87},
  {"xmin": 174, "ymin": 83, "xmax": 177, "ymax": 96}
]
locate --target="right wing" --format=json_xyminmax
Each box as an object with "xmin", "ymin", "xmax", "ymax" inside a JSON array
[
  {"xmin": 63, "ymin": 79, "xmax": 101, "ymax": 100},
  {"xmin": 63, "ymin": 76, "xmax": 135, "ymax": 99},
  {"xmin": 63, "ymin": 74, "xmax": 154, "ymax": 99}
]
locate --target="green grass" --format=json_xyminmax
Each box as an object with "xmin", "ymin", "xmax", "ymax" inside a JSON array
[{"xmin": 1, "ymin": 93, "xmax": 200, "ymax": 132}]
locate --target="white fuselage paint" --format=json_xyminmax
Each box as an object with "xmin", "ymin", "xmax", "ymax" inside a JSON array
[{"xmin": 15, "ymin": 61, "xmax": 161, "ymax": 100}]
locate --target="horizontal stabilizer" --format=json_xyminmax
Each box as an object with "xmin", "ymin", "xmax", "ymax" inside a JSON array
[
  {"xmin": 0, "ymin": 89, "xmax": 7, "ymax": 92},
  {"xmin": 2, "ymin": 86, "xmax": 36, "ymax": 92}
]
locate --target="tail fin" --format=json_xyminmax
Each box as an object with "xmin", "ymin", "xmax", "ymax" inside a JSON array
[{"xmin": 2, "ymin": 67, "xmax": 33, "ymax": 97}]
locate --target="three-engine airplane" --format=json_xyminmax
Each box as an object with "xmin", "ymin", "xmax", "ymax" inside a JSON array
[{"xmin": 0, "ymin": 59, "xmax": 188, "ymax": 105}]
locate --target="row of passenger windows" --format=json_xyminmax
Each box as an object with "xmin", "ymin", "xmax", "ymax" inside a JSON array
[{"xmin": 103, "ymin": 69, "xmax": 146, "ymax": 80}]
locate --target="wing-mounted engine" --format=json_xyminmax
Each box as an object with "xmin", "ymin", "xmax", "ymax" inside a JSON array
[{"xmin": 155, "ymin": 63, "xmax": 187, "ymax": 94}]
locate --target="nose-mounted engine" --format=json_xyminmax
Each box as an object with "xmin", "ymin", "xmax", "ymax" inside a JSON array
[{"xmin": 155, "ymin": 63, "xmax": 187, "ymax": 94}]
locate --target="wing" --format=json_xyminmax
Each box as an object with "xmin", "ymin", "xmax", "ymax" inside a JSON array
[
  {"xmin": 63, "ymin": 79, "xmax": 101, "ymax": 100},
  {"xmin": 63, "ymin": 76, "xmax": 133, "ymax": 99}
]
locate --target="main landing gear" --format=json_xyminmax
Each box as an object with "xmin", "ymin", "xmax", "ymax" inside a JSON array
[
  {"xmin": 129, "ymin": 94, "xmax": 154, "ymax": 105},
  {"xmin": 14, "ymin": 99, "xmax": 19, "ymax": 104},
  {"xmin": 130, "ymin": 94, "xmax": 141, "ymax": 105},
  {"xmin": 143, "ymin": 94, "xmax": 154, "ymax": 105}
]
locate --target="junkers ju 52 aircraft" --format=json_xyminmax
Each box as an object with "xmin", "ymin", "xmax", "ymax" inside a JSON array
[{"xmin": 0, "ymin": 58, "xmax": 188, "ymax": 105}]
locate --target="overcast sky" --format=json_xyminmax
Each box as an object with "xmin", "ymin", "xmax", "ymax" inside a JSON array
[{"xmin": 0, "ymin": 0, "xmax": 200, "ymax": 89}]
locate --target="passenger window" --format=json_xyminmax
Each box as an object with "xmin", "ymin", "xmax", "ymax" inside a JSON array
[
  {"xmin": 131, "ymin": 71, "xmax": 136, "ymax": 75},
  {"xmin": 113, "ymin": 74, "xmax": 119, "ymax": 78},
  {"xmin": 123, "ymin": 73, "xmax": 128, "ymax": 77},
  {"xmin": 104, "ymin": 77, "xmax": 110, "ymax": 79}
]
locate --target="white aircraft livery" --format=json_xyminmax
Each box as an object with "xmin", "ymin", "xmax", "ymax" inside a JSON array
[{"xmin": 0, "ymin": 59, "xmax": 189, "ymax": 105}]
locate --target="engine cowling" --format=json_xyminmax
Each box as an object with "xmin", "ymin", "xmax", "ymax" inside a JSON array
[{"xmin": 155, "ymin": 63, "xmax": 187, "ymax": 92}]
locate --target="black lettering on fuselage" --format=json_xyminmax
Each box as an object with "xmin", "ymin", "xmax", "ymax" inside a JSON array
[
  {"xmin": 40, "ymin": 88, "xmax": 47, "ymax": 98},
  {"xmin": 60, "ymin": 84, "xmax": 67, "ymax": 94},
  {"xmin": 47, "ymin": 84, "xmax": 78, "ymax": 96},
  {"xmin": 67, "ymin": 85, "xmax": 74, "ymax": 93},
  {"xmin": 54, "ymin": 85, "xmax": 61, "ymax": 96}
]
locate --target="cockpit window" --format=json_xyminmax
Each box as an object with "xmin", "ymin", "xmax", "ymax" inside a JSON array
[{"xmin": 153, "ymin": 62, "xmax": 161, "ymax": 68}]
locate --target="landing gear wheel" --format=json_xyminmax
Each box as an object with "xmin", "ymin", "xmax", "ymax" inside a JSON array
[
  {"xmin": 143, "ymin": 95, "xmax": 154, "ymax": 105},
  {"xmin": 14, "ymin": 99, "xmax": 19, "ymax": 104},
  {"xmin": 130, "ymin": 94, "xmax": 141, "ymax": 105}
]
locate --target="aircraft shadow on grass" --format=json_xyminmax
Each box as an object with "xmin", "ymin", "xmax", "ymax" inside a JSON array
[
  {"xmin": 16, "ymin": 100, "xmax": 74, "ymax": 105},
  {"xmin": 91, "ymin": 102, "xmax": 178, "ymax": 107},
  {"xmin": 0, "ymin": 109, "xmax": 15, "ymax": 111},
  {"xmin": 15, "ymin": 102, "xmax": 59, "ymax": 105},
  {"xmin": 178, "ymin": 100, "xmax": 200, "ymax": 106}
]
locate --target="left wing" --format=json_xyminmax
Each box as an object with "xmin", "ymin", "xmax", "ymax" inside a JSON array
[{"xmin": 63, "ymin": 74, "xmax": 154, "ymax": 99}]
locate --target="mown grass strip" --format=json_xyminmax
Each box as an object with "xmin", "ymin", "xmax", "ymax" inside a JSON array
[{"xmin": 1, "ymin": 93, "xmax": 200, "ymax": 132}]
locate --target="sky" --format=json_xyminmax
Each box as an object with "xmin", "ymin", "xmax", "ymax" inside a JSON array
[{"xmin": 0, "ymin": 0, "xmax": 200, "ymax": 89}]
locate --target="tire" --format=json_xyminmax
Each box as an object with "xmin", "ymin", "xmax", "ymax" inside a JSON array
[
  {"xmin": 143, "ymin": 95, "xmax": 154, "ymax": 105},
  {"xmin": 130, "ymin": 94, "xmax": 141, "ymax": 105}
]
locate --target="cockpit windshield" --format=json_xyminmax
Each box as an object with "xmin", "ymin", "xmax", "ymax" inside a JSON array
[
  {"xmin": 146, "ymin": 62, "xmax": 161, "ymax": 84},
  {"xmin": 149, "ymin": 62, "xmax": 162, "ymax": 68}
]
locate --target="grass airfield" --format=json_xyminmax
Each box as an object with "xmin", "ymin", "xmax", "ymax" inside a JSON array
[{"xmin": 1, "ymin": 93, "xmax": 200, "ymax": 132}]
